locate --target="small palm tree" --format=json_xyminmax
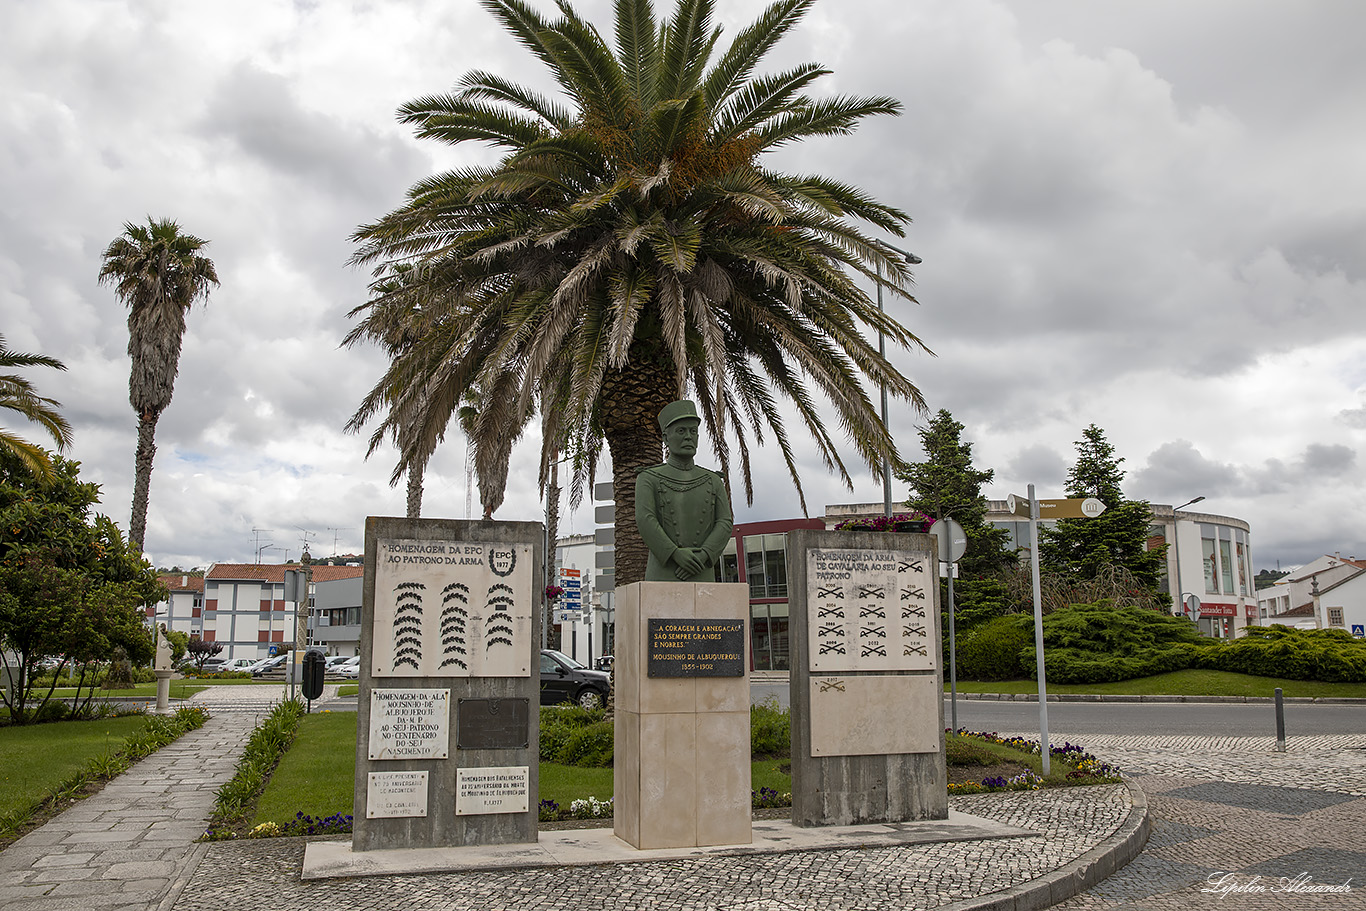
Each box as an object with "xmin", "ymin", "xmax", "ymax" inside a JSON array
[
  {"xmin": 0, "ymin": 335, "xmax": 73, "ymax": 479},
  {"xmin": 351, "ymin": 0, "xmax": 930, "ymax": 584},
  {"xmin": 99, "ymin": 217, "xmax": 219, "ymax": 551}
]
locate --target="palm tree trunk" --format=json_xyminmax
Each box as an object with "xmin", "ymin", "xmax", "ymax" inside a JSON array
[
  {"xmin": 406, "ymin": 460, "xmax": 425, "ymax": 518},
  {"xmin": 545, "ymin": 452, "xmax": 560, "ymax": 650},
  {"xmin": 129, "ymin": 411, "xmax": 158, "ymax": 551},
  {"xmin": 601, "ymin": 360, "xmax": 674, "ymax": 587}
]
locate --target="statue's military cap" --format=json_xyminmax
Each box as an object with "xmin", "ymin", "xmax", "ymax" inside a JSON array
[{"xmin": 657, "ymin": 399, "xmax": 700, "ymax": 431}]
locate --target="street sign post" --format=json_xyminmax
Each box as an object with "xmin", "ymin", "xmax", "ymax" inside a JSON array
[
  {"xmin": 929, "ymin": 518, "xmax": 968, "ymax": 734},
  {"xmin": 1014, "ymin": 487, "xmax": 1105, "ymax": 775}
]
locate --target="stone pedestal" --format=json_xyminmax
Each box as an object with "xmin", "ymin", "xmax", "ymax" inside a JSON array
[
  {"xmin": 154, "ymin": 669, "xmax": 173, "ymax": 713},
  {"xmin": 613, "ymin": 582, "xmax": 751, "ymax": 850},
  {"xmin": 788, "ymin": 529, "xmax": 947, "ymax": 826}
]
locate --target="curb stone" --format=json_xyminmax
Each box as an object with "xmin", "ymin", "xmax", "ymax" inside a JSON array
[
  {"xmin": 936, "ymin": 779, "xmax": 1150, "ymax": 911},
  {"xmin": 959, "ymin": 692, "xmax": 1366, "ymax": 704}
]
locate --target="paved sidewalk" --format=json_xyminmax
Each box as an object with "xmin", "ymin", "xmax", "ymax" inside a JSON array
[
  {"xmin": 0, "ymin": 686, "xmax": 288, "ymax": 911},
  {"xmin": 3, "ymin": 684, "xmax": 1362, "ymax": 911}
]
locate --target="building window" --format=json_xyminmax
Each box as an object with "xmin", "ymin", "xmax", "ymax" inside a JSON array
[
  {"xmin": 749, "ymin": 602, "xmax": 790, "ymax": 671},
  {"xmin": 743, "ymin": 534, "xmax": 788, "ymax": 599},
  {"xmin": 1219, "ymin": 539, "xmax": 1235, "ymax": 596},
  {"xmin": 1328, "ymin": 607, "xmax": 1344, "ymax": 627},
  {"xmin": 1202, "ymin": 533, "xmax": 1218, "ymax": 594},
  {"xmin": 714, "ymin": 538, "xmax": 740, "ymax": 583},
  {"xmin": 1235, "ymin": 538, "xmax": 1248, "ymax": 596}
]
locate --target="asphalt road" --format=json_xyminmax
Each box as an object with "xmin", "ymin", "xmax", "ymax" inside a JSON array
[{"xmin": 753, "ymin": 682, "xmax": 1366, "ymax": 737}]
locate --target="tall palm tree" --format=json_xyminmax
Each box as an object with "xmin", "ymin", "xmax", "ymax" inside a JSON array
[
  {"xmin": 0, "ymin": 335, "xmax": 73, "ymax": 479},
  {"xmin": 350, "ymin": 0, "xmax": 930, "ymax": 585},
  {"xmin": 99, "ymin": 217, "xmax": 219, "ymax": 551}
]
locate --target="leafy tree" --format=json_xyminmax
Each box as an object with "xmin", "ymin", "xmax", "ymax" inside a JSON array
[
  {"xmin": 898, "ymin": 409, "xmax": 1015, "ymax": 630},
  {"xmin": 899, "ymin": 409, "xmax": 1012, "ymax": 575},
  {"xmin": 163, "ymin": 627, "xmax": 189, "ymax": 664},
  {"xmin": 186, "ymin": 635, "xmax": 224, "ymax": 671},
  {"xmin": 0, "ymin": 335, "xmax": 73, "ymax": 480},
  {"xmin": 1038, "ymin": 424, "xmax": 1166, "ymax": 597},
  {"xmin": 99, "ymin": 217, "xmax": 219, "ymax": 551},
  {"xmin": 349, "ymin": 0, "xmax": 928, "ymax": 585},
  {"xmin": 0, "ymin": 453, "xmax": 162, "ymax": 723}
]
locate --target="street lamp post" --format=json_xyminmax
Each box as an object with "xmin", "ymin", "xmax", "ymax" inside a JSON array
[
  {"xmin": 875, "ymin": 244, "xmax": 921, "ymax": 517},
  {"xmin": 1171, "ymin": 496, "xmax": 1205, "ymax": 624}
]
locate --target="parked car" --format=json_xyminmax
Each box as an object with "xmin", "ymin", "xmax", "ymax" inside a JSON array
[
  {"xmin": 325, "ymin": 655, "xmax": 354, "ymax": 673},
  {"xmin": 593, "ymin": 655, "xmax": 614, "ymax": 674},
  {"xmin": 336, "ymin": 656, "xmax": 361, "ymax": 679},
  {"xmin": 250, "ymin": 655, "xmax": 288, "ymax": 677},
  {"xmin": 540, "ymin": 649, "xmax": 611, "ymax": 709},
  {"xmin": 217, "ymin": 657, "xmax": 260, "ymax": 674}
]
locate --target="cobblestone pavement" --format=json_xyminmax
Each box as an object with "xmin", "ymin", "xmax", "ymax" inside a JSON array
[
  {"xmin": 4, "ymin": 688, "xmax": 1363, "ymax": 911},
  {"xmin": 173, "ymin": 783, "xmax": 1135, "ymax": 911},
  {"xmin": 0, "ymin": 686, "xmax": 286, "ymax": 911},
  {"xmin": 1051, "ymin": 734, "xmax": 1366, "ymax": 910}
]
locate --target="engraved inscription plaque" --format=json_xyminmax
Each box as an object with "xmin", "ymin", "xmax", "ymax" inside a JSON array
[
  {"xmin": 366, "ymin": 771, "xmax": 429, "ymax": 818},
  {"xmin": 456, "ymin": 766, "xmax": 530, "ymax": 815},
  {"xmin": 807, "ymin": 547, "xmax": 934, "ymax": 673},
  {"xmin": 368, "ymin": 689, "xmax": 450, "ymax": 760},
  {"xmin": 647, "ymin": 619, "xmax": 745, "ymax": 677},
  {"xmin": 456, "ymin": 698, "xmax": 530, "ymax": 750}
]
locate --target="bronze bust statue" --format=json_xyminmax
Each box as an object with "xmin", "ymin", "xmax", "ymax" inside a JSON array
[{"xmin": 635, "ymin": 400, "xmax": 734, "ymax": 582}]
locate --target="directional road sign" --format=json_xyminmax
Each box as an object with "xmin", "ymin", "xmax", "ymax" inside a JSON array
[{"xmin": 1006, "ymin": 494, "xmax": 1106, "ymax": 519}]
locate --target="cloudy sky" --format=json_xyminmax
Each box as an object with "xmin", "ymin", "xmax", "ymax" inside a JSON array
[{"xmin": 4, "ymin": 0, "xmax": 1363, "ymax": 572}]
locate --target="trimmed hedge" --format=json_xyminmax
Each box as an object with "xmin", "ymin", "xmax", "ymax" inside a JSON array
[
  {"xmin": 954, "ymin": 615, "xmax": 1032, "ymax": 681},
  {"xmin": 1020, "ymin": 602, "xmax": 1206, "ymax": 684},
  {"xmin": 1195, "ymin": 625, "xmax": 1366, "ymax": 682}
]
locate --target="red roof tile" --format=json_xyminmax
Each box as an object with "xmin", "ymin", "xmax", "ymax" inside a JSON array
[{"xmin": 205, "ymin": 564, "xmax": 365, "ymax": 583}]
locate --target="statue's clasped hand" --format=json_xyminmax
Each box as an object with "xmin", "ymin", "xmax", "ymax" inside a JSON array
[{"xmin": 672, "ymin": 547, "xmax": 708, "ymax": 580}]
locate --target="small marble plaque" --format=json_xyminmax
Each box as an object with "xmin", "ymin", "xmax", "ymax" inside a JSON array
[
  {"xmin": 368, "ymin": 688, "xmax": 450, "ymax": 760},
  {"xmin": 455, "ymin": 765, "xmax": 530, "ymax": 815},
  {"xmin": 366, "ymin": 771, "xmax": 429, "ymax": 818}
]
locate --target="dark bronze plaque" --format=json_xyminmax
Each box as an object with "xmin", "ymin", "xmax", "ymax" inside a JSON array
[
  {"xmin": 456, "ymin": 698, "xmax": 530, "ymax": 750},
  {"xmin": 647, "ymin": 619, "xmax": 745, "ymax": 677}
]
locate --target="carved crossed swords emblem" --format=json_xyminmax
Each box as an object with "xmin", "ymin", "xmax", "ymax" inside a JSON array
[
  {"xmin": 860, "ymin": 626, "xmax": 886, "ymax": 639},
  {"xmin": 857, "ymin": 584, "xmax": 885, "ymax": 599},
  {"xmin": 859, "ymin": 605, "xmax": 885, "ymax": 619},
  {"xmin": 898, "ymin": 559, "xmax": 924, "ymax": 573},
  {"xmin": 818, "ymin": 605, "xmax": 845, "ymax": 619},
  {"xmin": 818, "ymin": 624, "xmax": 845, "ymax": 637},
  {"xmin": 900, "ymin": 586, "xmax": 925, "ymax": 601},
  {"xmin": 817, "ymin": 586, "xmax": 845, "ymax": 599},
  {"xmin": 861, "ymin": 643, "xmax": 887, "ymax": 658},
  {"xmin": 903, "ymin": 644, "xmax": 928, "ymax": 657},
  {"xmin": 901, "ymin": 605, "xmax": 926, "ymax": 619},
  {"xmin": 902, "ymin": 624, "xmax": 926, "ymax": 638},
  {"xmin": 819, "ymin": 642, "xmax": 846, "ymax": 655},
  {"xmin": 816, "ymin": 679, "xmax": 846, "ymax": 693}
]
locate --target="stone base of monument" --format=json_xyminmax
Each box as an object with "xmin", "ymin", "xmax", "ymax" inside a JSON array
[
  {"xmin": 154, "ymin": 669, "xmax": 173, "ymax": 713},
  {"xmin": 613, "ymin": 581, "xmax": 751, "ymax": 850},
  {"xmin": 787, "ymin": 528, "xmax": 949, "ymax": 827}
]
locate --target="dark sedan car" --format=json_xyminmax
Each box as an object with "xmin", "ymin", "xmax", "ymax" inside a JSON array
[{"xmin": 540, "ymin": 649, "xmax": 611, "ymax": 709}]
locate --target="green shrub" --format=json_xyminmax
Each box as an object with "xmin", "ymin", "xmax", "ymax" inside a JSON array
[
  {"xmin": 955, "ymin": 615, "xmax": 1032, "ymax": 680},
  {"xmin": 554, "ymin": 720, "xmax": 614, "ymax": 767},
  {"xmin": 1013, "ymin": 601, "xmax": 1204, "ymax": 684},
  {"xmin": 33, "ymin": 700, "xmax": 70, "ymax": 723},
  {"xmin": 750, "ymin": 697, "xmax": 790, "ymax": 757},
  {"xmin": 539, "ymin": 705, "xmax": 609, "ymax": 766},
  {"xmin": 1194, "ymin": 625, "xmax": 1366, "ymax": 682}
]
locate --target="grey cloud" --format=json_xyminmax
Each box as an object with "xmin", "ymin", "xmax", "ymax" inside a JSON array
[
  {"xmin": 1340, "ymin": 404, "xmax": 1366, "ymax": 429},
  {"xmin": 1005, "ymin": 444, "xmax": 1067, "ymax": 489},
  {"xmin": 1130, "ymin": 440, "xmax": 1239, "ymax": 501}
]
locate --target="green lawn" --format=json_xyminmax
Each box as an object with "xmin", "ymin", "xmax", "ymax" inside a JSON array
[
  {"xmin": 0, "ymin": 716, "xmax": 150, "ymax": 820},
  {"xmin": 250, "ymin": 714, "xmax": 795, "ymax": 827},
  {"xmin": 41, "ymin": 680, "xmax": 210, "ymax": 701},
  {"xmin": 946, "ymin": 669, "xmax": 1366, "ymax": 698}
]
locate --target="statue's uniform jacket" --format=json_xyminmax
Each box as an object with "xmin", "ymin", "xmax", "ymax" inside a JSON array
[{"xmin": 635, "ymin": 462, "xmax": 734, "ymax": 583}]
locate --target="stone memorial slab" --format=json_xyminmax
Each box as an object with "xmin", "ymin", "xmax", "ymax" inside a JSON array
[
  {"xmin": 371, "ymin": 539, "xmax": 533, "ymax": 678},
  {"xmin": 368, "ymin": 688, "xmax": 450, "ymax": 760},
  {"xmin": 456, "ymin": 766, "xmax": 530, "ymax": 816},
  {"xmin": 366, "ymin": 771, "xmax": 429, "ymax": 819},
  {"xmin": 646, "ymin": 619, "xmax": 745, "ymax": 677},
  {"xmin": 808, "ymin": 675, "xmax": 941, "ymax": 756},
  {"xmin": 807, "ymin": 547, "xmax": 934, "ymax": 673},
  {"xmin": 457, "ymin": 698, "xmax": 530, "ymax": 750}
]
